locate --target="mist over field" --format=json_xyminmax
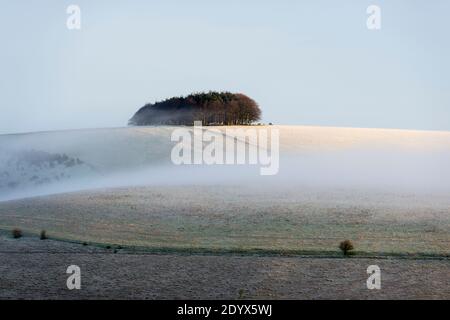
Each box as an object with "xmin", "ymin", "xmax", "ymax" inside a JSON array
[
  {"xmin": 1, "ymin": 127, "xmax": 450, "ymax": 299},
  {"xmin": 1, "ymin": 125, "xmax": 450, "ymax": 202}
]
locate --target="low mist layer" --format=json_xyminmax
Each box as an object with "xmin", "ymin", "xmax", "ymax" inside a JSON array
[{"xmin": 1, "ymin": 125, "xmax": 450, "ymax": 201}]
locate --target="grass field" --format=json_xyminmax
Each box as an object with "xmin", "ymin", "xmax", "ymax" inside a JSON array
[{"xmin": 1, "ymin": 185, "xmax": 448, "ymax": 257}]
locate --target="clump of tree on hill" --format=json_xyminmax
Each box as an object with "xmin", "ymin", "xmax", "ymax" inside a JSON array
[{"xmin": 128, "ymin": 91, "xmax": 261, "ymax": 126}]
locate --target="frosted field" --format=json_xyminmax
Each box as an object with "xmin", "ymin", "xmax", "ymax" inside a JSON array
[
  {"xmin": 1, "ymin": 234, "xmax": 448, "ymax": 299},
  {"xmin": 0, "ymin": 186, "xmax": 449, "ymax": 256},
  {"xmin": 0, "ymin": 126, "xmax": 450, "ymax": 256}
]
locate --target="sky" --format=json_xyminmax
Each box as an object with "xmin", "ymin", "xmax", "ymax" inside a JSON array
[{"xmin": 0, "ymin": 0, "xmax": 449, "ymax": 134}]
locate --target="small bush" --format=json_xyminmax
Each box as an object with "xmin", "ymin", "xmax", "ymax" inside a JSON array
[
  {"xmin": 12, "ymin": 228, "xmax": 22, "ymax": 239},
  {"xmin": 238, "ymin": 289, "xmax": 245, "ymax": 299},
  {"xmin": 339, "ymin": 240, "xmax": 354, "ymax": 256},
  {"xmin": 40, "ymin": 230, "xmax": 48, "ymax": 240}
]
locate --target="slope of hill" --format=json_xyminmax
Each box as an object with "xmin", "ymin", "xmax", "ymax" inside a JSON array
[
  {"xmin": 1, "ymin": 125, "xmax": 450, "ymax": 201},
  {"xmin": 1, "ymin": 125, "xmax": 450, "ymax": 258}
]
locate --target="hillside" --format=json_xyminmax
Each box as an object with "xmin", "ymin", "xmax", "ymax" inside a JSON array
[{"xmin": 1, "ymin": 125, "xmax": 450, "ymax": 201}]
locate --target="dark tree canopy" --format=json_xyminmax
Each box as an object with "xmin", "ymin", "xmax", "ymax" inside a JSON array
[{"xmin": 129, "ymin": 92, "xmax": 261, "ymax": 126}]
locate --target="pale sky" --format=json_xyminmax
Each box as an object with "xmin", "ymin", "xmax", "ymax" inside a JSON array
[{"xmin": 1, "ymin": 0, "xmax": 449, "ymax": 134}]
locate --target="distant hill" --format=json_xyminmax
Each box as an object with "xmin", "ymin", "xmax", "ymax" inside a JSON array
[
  {"xmin": 128, "ymin": 91, "xmax": 261, "ymax": 126},
  {"xmin": 2, "ymin": 125, "xmax": 450, "ymax": 201}
]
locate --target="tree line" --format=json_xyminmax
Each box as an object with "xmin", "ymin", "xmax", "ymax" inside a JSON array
[{"xmin": 129, "ymin": 91, "xmax": 262, "ymax": 126}]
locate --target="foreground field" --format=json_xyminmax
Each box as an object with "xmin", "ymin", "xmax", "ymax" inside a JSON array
[
  {"xmin": 0, "ymin": 185, "xmax": 449, "ymax": 256},
  {"xmin": 0, "ymin": 233, "xmax": 448, "ymax": 299}
]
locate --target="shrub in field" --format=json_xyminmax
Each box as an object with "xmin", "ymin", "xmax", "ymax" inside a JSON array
[
  {"xmin": 339, "ymin": 240, "xmax": 354, "ymax": 256},
  {"xmin": 40, "ymin": 230, "xmax": 48, "ymax": 240},
  {"xmin": 12, "ymin": 228, "xmax": 22, "ymax": 239}
]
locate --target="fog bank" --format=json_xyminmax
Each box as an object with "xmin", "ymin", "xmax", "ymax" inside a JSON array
[{"xmin": 1, "ymin": 126, "xmax": 450, "ymax": 201}]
